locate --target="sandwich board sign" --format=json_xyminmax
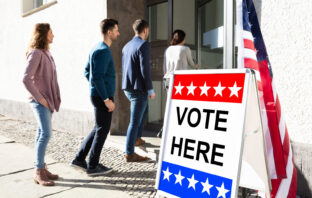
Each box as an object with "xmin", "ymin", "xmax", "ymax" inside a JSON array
[{"xmin": 155, "ymin": 69, "xmax": 271, "ymax": 198}]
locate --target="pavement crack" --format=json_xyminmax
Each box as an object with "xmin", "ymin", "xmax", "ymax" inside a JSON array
[
  {"xmin": 39, "ymin": 187, "xmax": 77, "ymax": 198},
  {"xmin": 0, "ymin": 168, "xmax": 34, "ymax": 177}
]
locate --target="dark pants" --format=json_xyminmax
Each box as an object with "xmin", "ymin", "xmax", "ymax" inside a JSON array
[{"xmin": 75, "ymin": 96, "xmax": 112, "ymax": 169}]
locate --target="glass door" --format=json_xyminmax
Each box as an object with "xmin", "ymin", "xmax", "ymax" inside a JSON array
[
  {"xmin": 197, "ymin": 0, "xmax": 224, "ymax": 69},
  {"xmin": 145, "ymin": 0, "xmax": 234, "ymax": 132}
]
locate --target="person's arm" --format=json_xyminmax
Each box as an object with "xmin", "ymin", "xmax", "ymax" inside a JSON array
[
  {"xmin": 105, "ymin": 59, "xmax": 116, "ymax": 111},
  {"xmin": 92, "ymin": 50, "xmax": 115, "ymax": 111},
  {"xmin": 139, "ymin": 42, "xmax": 155, "ymax": 98},
  {"xmin": 23, "ymin": 50, "xmax": 45, "ymax": 103},
  {"xmin": 84, "ymin": 57, "xmax": 90, "ymax": 81},
  {"xmin": 91, "ymin": 50, "xmax": 109, "ymax": 100},
  {"xmin": 185, "ymin": 47, "xmax": 197, "ymax": 69}
]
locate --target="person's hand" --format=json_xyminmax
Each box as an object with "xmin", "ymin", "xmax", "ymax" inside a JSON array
[
  {"xmin": 195, "ymin": 63, "xmax": 199, "ymax": 69},
  {"xmin": 149, "ymin": 93, "xmax": 156, "ymax": 100},
  {"xmin": 104, "ymin": 100, "xmax": 115, "ymax": 112},
  {"xmin": 39, "ymin": 98, "xmax": 49, "ymax": 109}
]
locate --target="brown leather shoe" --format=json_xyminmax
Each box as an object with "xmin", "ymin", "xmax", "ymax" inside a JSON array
[
  {"xmin": 43, "ymin": 163, "xmax": 59, "ymax": 180},
  {"xmin": 126, "ymin": 152, "xmax": 150, "ymax": 162},
  {"xmin": 135, "ymin": 138, "xmax": 146, "ymax": 146},
  {"xmin": 34, "ymin": 169, "xmax": 55, "ymax": 186}
]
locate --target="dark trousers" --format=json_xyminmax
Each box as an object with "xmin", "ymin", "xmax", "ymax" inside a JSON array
[{"xmin": 75, "ymin": 96, "xmax": 112, "ymax": 169}]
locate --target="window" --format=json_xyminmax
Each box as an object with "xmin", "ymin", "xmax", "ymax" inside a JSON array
[
  {"xmin": 148, "ymin": 2, "xmax": 169, "ymax": 42},
  {"xmin": 173, "ymin": 0, "xmax": 195, "ymax": 45},
  {"xmin": 198, "ymin": 0, "xmax": 224, "ymax": 69},
  {"xmin": 22, "ymin": 0, "xmax": 57, "ymax": 17}
]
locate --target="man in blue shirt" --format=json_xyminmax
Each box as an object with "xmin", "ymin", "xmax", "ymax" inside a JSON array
[
  {"xmin": 71, "ymin": 19, "xmax": 120, "ymax": 176},
  {"xmin": 122, "ymin": 19, "xmax": 156, "ymax": 162}
]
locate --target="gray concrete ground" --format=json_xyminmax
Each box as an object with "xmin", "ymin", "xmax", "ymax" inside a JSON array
[{"xmin": 0, "ymin": 115, "xmax": 159, "ymax": 198}]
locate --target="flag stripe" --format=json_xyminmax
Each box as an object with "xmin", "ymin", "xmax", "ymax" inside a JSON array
[
  {"xmin": 276, "ymin": 95, "xmax": 282, "ymax": 125},
  {"xmin": 244, "ymin": 48, "xmax": 258, "ymax": 60},
  {"xmin": 287, "ymin": 162, "xmax": 298, "ymax": 198},
  {"xmin": 244, "ymin": 58, "xmax": 258, "ymax": 70},
  {"xmin": 243, "ymin": 30, "xmax": 254, "ymax": 41},
  {"xmin": 244, "ymin": 39, "xmax": 256, "ymax": 51},
  {"xmin": 275, "ymin": 145, "xmax": 293, "ymax": 198},
  {"xmin": 259, "ymin": 60, "xmax": 287, "ymax": 177}
]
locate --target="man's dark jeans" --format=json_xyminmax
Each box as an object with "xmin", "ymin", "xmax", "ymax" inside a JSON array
[{"xmin": 74, "ymin": 96, "xmax": 112, "ymax": 169}]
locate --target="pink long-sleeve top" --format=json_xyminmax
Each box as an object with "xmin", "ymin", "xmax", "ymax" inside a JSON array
[{"xmin": 23, "ymin": 49, "xmax": 61, "ymax": 112}]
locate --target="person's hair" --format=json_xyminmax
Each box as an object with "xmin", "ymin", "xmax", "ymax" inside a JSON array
[
  {"xmin": 27, "ymin": 23, "xmax": 50, "ymax": 56},
  {"xmin": 132, "ymin": 19, "xmax": 149, "ymax": 34},
  {"xmin": 100, "ymin": 18, "xmax": 118, "ymax": 35},
  {"xmin": 170, "ymin": 29, "xmax": 186, "ymax": 45}
]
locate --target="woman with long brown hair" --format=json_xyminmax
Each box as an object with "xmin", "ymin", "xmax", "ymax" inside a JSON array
[
  {"xmin": 23, "ymin": 23, "xmax": 61, "ymax": 186},
  {"xmin": 163, "ymin": 29, "xmax": 198, "ymax": 83}
]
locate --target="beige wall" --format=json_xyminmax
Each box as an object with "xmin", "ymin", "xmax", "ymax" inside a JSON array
[
  {"xmin": 255, "ymin": 0, "xmax": 312, "ymax": 144},
  {"xmin": 0, "ymin": 0, "xmax": 107, "ymax": 112}
]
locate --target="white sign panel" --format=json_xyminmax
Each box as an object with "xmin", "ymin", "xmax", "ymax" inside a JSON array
[{"xmin": 156, "ymin": 69, "xmax": 250, "ymax": 198}]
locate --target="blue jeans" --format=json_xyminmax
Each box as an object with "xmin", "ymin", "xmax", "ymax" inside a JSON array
[
  {"xmin": 30, "ymin": 100, "xmax": 52, "ymax": 169},
  {"xmin": 124, "ymin": 90, "xmax": 148, "ymax": 155}
]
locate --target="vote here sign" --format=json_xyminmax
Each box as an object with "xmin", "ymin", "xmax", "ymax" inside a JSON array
[{"xmin": 156, "ymin": 70, "xmax": 249, "ymax": 198}]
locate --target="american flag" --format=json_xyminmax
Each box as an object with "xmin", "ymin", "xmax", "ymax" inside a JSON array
[{"xmin": 237, "ymin": 0, "xmax": 297, "ymax": 197}]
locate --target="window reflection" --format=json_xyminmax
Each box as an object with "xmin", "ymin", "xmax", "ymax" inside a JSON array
[
  {"xmin": 198, "ymin": 0, "xmax": 224, "ymax": 69},
  {"xmin": 148, "ymin": 2, "xmax": 169, "ymax": 42},
  {"xmin": 173, "ymin": 0, "xmax": 195, "ymax": 45}
]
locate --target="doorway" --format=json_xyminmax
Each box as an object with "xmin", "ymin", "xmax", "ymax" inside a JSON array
[{"xmin": 145, "ymin": 0, "xmax": 233, "ymax": 131}]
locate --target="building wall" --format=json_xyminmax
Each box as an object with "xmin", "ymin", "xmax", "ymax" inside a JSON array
[{"xmin": 256, "ymin": 0, "xmax": 312, "ymax": 145}]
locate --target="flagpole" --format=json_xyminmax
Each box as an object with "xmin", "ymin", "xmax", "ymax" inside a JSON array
[{"xmin": 223, "ymin": 0, "xmax": 234, "ymax": 69}]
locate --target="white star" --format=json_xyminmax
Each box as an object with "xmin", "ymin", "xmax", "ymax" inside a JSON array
[
  {"xmin": 213, "ymin": 82, "xmax": 226, "ymax": 97},
  {"xmin": 201, "ymin": 178, "xmax": 213, "ymax": 195},
  {"xmin": 199, "ymin": 82, "xmax": 210, "ymax": 96},
  {"xmin": 187, "ymin": 174, "xmax": 198, "ymax": 190},
  {"xmin": 162, "ymin": 167, "xmax": 172, "ymax": 181},
  {"xmin": 229, "ymin": 82, "xmax": 242, "ymax": 97},
  {"xmin": 174, "ymin": 170, "xmax": 185, "ymax": 186},
  {"xmin": 186, "ymin": 82, "xmax": 197, "ymax": 96},
  {"xmin": 175, "ymin": 82, "xmax": 184, "ymax": 95},
  {"xmin": 216, "ymin": 182, "xmax": 230, "ymax": 198}
]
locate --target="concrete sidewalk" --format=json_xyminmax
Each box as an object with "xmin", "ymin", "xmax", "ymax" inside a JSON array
[{"xmin": 0, "ymin": 135, "xmax": 132, "ymax": 198}]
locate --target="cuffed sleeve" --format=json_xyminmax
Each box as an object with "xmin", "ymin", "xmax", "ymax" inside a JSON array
[{"xmin": 148, "ymin": 89, "xmax": 155, "ymax": 96}]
